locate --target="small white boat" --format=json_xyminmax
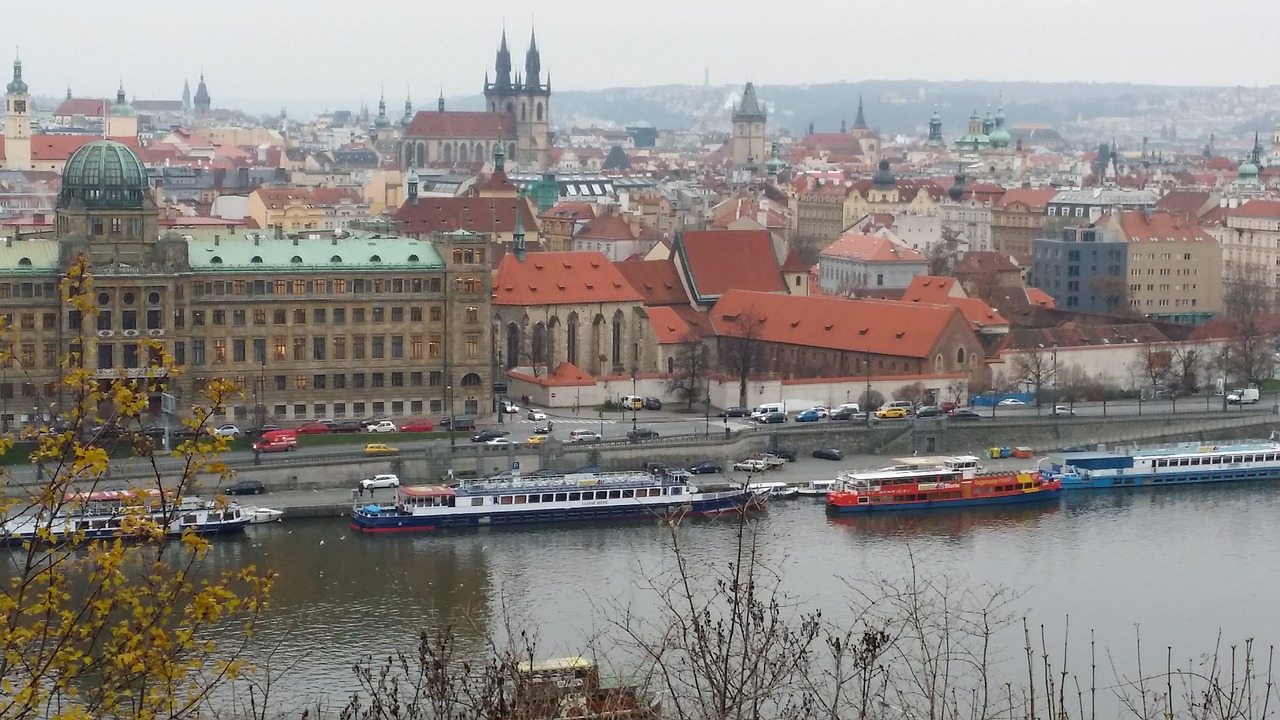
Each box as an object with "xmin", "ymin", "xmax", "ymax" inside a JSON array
[
  {"xmin": 795, "ymin": 479, "xmax": 843, "ymax": 497},
  {"xmin": 747, "ymin": 481, "xmax": 799, "ymax": 499},
  {"xmin": 243, "ymin": 507, "xmax": 284, "ymax": 524}
]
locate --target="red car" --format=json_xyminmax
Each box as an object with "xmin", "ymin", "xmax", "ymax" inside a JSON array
[
  {"xmin": 297, "ymin": 421, "xmax": 331, "ymax": 435},
  {"xmin": 399, "ymin": 419, "xmax": 435, "ymax": 432}
]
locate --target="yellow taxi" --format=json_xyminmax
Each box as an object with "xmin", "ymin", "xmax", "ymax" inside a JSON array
[
  {"xmin": 364, "ymin": 442, "xmax": 399, "ymax": 455},
  {"xmin": 526, "ymin": 435, "xmax": 549, "ymax": 445},
  {"xmin": 875, "ymin": 407, "xmax": 909, "ymax": 419}
]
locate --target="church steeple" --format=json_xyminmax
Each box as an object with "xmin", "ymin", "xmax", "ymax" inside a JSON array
[
  {"xmin": 495, "ymin": 29, "xmax": 513, "ymax": 88},
  {"xmin": 853, "ymin": 95, "xmax": 868, "ymax": 130},
  {"xmin": 194, "ymin": 72, "xmax": 211, "ymax": 117},
  {"xmin": 401, "ymin": 90, "xmax": 413, "ymax": 128},
  {"xmin": 182, "ymin": 79, "xmax": 191, "ymax": 110},
  {"xmin": 525, "ymin": 27, "xmax": 541, "ymax": 89},
  {"xmin": 513, "ymin": 190, "xmax": 527, "ymax": 262},
  {"xmin": 7, "ymin": 56, "xmax": 28, "ymax": 95}
]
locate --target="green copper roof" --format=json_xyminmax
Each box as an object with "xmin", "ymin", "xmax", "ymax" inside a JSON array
[
  {"xmin": 188, "ymin": 232, "xmax": 445, "ymax": 272},
  {"xmin": 0, "ymin": 240, "xmax": 59, "ymax": 272}
]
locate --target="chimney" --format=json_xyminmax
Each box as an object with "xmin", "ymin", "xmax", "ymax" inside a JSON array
[
  {"xmin": 253, "ymin": 235, "xmax": 260, "ymax": 246},
  {"xmin": 214, "ymin": 234, "xmax": 220, "ymax": 246},
  {"xmin": 292, "ymin": 236, "xmax": 299, "ymax": 246},
  {"xmin": 332, "ymin": 236, "xmax": 338, "ymax": 246},
  {"xmin": 274, "ymin": 224, "xmax": 284, "ymax": 240}
]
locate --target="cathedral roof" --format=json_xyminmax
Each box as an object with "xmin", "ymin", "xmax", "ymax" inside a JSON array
[{"xmin": 404, "ymin": 111, "xmax": 516, "ymax": 139}]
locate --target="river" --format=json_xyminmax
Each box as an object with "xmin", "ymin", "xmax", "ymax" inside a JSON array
[{"xmin": 205, "ymin": 481, "xmax": 1280, "ymax": 711}]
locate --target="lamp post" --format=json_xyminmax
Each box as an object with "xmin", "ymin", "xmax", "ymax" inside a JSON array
[
  {"xmin": 630, "ymin": 367, "xmax": 637, "ymax": 432},
  {"xmin": 495, "ymin": 349, "xmax": 503, "ymax": 425},
  {"xmin": 865, "ymin": 349, "xmax": 873, "ymax": 429},
  {"xmin": 704, "ymin": 393, "xmax": 710, "ymax": 438},
  {"xmin": 447, "ymin": 383, "xmax": 455, "ymax": 448},
  {"xmin": 1222, "ymin": 347, "xmax": 1230, "ymax": 413},
  {"xmin": 258, "ymin": 358, "xmax": 267, "ymax": 428}
]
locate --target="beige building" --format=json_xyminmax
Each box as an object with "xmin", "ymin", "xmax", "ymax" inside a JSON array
[
  {"xmin": 246, "ymin": 187, "xmax": 368, "ymax": 235},
  {"xmin": 0, "ymin": 139, "xmax": 494, "ymax": 427},
  {"xmin": 1212, "ymin": 199, "xmax": 1280, "ymax": 305},
  {"xmin": 731, "ymin": 83, "xmax": 767, "ymax": 169},
  {"xmin": 1101, "ymin": 209, "xmax": 1222, "ymax": 320}
]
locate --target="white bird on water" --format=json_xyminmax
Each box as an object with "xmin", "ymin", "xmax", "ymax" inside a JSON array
[{"xmin": 319, "ymin": 539, "xmax": 325, "ymax": 546}]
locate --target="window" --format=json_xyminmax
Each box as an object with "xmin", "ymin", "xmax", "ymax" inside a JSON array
[
  {"xmin": 212, "ymin": 339, "xmax": 226, "ymax": 364},
  {"xmin": 333, "ymin": 337, "xmax": 346, "ymax": 359},
  {"xmin": 372, "ymin": 307, "xmax": 384, "ymax": 323},
  {"xmin": 391, "ymin": 307, "xmax": 404, "ymax": 322},
  {"xmin": 372, "ymin": 373, "xmax": 384, "ymax": 388},
  {"xmin": 391, "ymin": 372, "xmax": 403, "ymax": 387},
  {"xmin": 295, "ymin": 376, "xmax": 308, "ymax": 390},
  {"xmin": 429, "ymin": 371, "xmax": 442, "ymax": 386},
  {"xmin": 353, "ymin": 308, "xmax": 366, "ymax": 323},
  {"xmin": 411, "ymin": 306, "xmax": 423, "ymax": 322},
  {"xmin": 353, "ymin": 335, "xmax": 366, "ymax": 360},
  {"xmin": 465, "ymin": 306, "xmax": 478, "ymax": 324},
  {"xmin": 391, "ymin": 335, "xmax": 403, "ymax": 359},
  {"xmin": 428, "ymin": 335, "xmax": 441, "ymax": 358},
  {"xmin": 372, "ymin": 336, "xmax": 385, "ymax": 359},
  {"xmin": 273, "ymin": 309, "xmax": 286, "ymax": 325},
  {"xmin": 293, "ymin": 309, "xmax": 306, "ymax": 325},
  {"xmin": 411, "ymin": 335, "xmax": 423, "ymax": 359},
  {"xmin": 192, "ymin": 340, "xmax": 206, "ymax": 365},
  {"xmin": 353, "ymin": 373, "xmax": 365, "ymax": 389},
  {"xmin": 333, "ymin": 374, "xmax": 346, "ymax": 389},
  {"xmin": 876, "ymin": 274, "xmax": 884, "ymax": 286},
  {"xmin": 212, "ymin": 310, "xmax": 225, "ymax": 326},
  {"xmin": 254, "ymin": 309, "xmax": 266, "ymax": 325},
  {"xmin": 333, "ymin": 308, "xmax": 345, "ymax": 325},
  {"xmin": 275, "ymin": 375, "xmax": 286, "ymax": 391},
  {"xmin": 411, "ymin": 371, "xmax": 423, "ymax": 386},
  {"xmin": 465, "ymin": 334, "xmax": 479, "ymax": 358},
  {"xmin": 429, "ymin": 306, "xmax": 442, "ymax": 322},
  {"xmin": 313, "ymin": 308, "xmax": 326, "ymax": 324},
  {"xmin": 313, "ymin": 337, "xmax": 326, "ymax": 360},
  {"xmin": 253, "ymin": 338, "xmax": 266, "ymax": 363},
  {"xmin": 147, "ymin": 309, "xmax": 162, "ymax": 329},
  {"xmin": 313, "ymin": 374, "xmax": 326, "ymax": 389},
  {"xmin": 191, "ymin": 310, "xmax": 204, "ymax": 327},
  {"xmin": 273, "ymin": 337, "xmax": 287, "ymax": 361},
  {"xmin": 233, "ymin": 309, "xmax": 246, "ymax": 326},
  {"xmin": 41, "ymin": 313, "xmax": 55, "ymax": 330},
  {"xmin": 292, "ymin": 337, "xmax": 305, "ymax": 361},
  {"xmin": 233, "ymin": 339, "xmax": 246, "ymax": 363}
]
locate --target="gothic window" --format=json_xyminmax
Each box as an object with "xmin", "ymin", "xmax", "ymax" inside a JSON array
[
  {"xmin": 459, "ymin": 143, "xmax": 469, "ymax": 164},
  {"xmin": 521, "ymin": 102, "xmax": 527, "ymax": 121},
  {"xmin": 531, "ymin": 322, "xmax": 547, "ymax": 366},
  {"xmin": 611, "ymin": 312, "xmax": 623, "ymax": 369},
  {"xmin": 460, "ymin": 372, "xmax": 482, "ymax": 387},
  {"xmin": 536, "ymin": 102, "xmax": 543, "ymax": 121},
  {"xmin": 565, "ymin": 313, "xmax": 578, "ymax": 365},
  {"xmin": 505, "ymin": 323, "xmax": 520, "ymax": 369},
  {"xmin": 416, "ymin": 142, "xmax": 426, "ymax": 166},
  {"xmin": 474, "ymin": 142, "xmax": 483, "ymax": 161},
  {"xmin": 508, "ymin": 142, "xmax": 517, "ymax": 161},
  {"xmin": 505, "ymin": 101, "xmax": 514, "ymax": 114},
  {"xmin": 442, "ymin": 143, "xmax": 452, "ymax": 163}
]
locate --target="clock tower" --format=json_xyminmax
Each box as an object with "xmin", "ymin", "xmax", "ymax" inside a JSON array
[{"xmin": 4, "ymin": 57, "xmax": 31, "ymax": 170}]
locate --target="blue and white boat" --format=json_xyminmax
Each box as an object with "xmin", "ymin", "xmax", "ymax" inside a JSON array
[
  {"xmin": 2, "ymin": 489, "xmax": 250, "ymax": 545},
  {"xmin": 1038, "ymin": 441, "xmax": 1280, "ymax": 489},
  {"xmin": 349, "ymin": 469, "xmax": 767, "ymax": 533}
]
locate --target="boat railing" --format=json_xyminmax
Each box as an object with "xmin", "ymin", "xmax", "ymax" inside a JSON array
[{"xmin": 459, "ymin": 471, "xmax": 666, "ymax": 492}]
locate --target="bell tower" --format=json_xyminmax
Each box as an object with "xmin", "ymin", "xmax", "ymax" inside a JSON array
[
  {"xmin": 4, "ymin": 56, "xmax": 31, "ymax": 171},
  {"xmin": 484, "ymin": 29, "xmax": 551, "ymax": 169}
]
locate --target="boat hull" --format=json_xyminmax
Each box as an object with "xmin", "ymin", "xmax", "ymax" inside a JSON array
[
  {"xmin": 2, "ymin": 519, "xmax": 250, "ymax": 546},
  {"xmin": 826, "ymin": 488, "xmax": 1061, "ymax": 514},
  {"xmin": 1060, "ymin": 466, "xmax": 1280, "ymax": 490},
  {"xmin": 351, "ymin": 492, "xmax": 762, "ymax": 533}
]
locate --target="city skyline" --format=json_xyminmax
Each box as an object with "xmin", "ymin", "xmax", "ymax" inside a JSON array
[{"xmin": 12, "ymin": 0, "xmax": 1280, "ymax": 114}]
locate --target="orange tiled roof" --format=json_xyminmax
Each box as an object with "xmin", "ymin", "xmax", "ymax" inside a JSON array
[
  {"xmin": 395, "ymin": 196, "xmax": 537, "ymax": 235},
  {"xmin": 647, "ymin": 306, "xmax": 696, "ymax": 344},
  {"xmin": 1105, "ymin": 210, "xmax": 1214, "ymax": 242},
  {"xmin": 254, "ymin": 187, "xmax": 362, "ymax": 208},
  {"xmin": 820, "ymin": 232, "xmax": 926, "ymax": 263},
  {"xmin": 779, "ymin": 248, "xmax": 807, "ymax": 273},
  {"xmin": 1025, "ymin": 287, "xmax": 1055, "ymax": 308},
  {"xmin": 493, "ymin": 251, "xmax": 643, "ymax": 306},
  {"xmin": 710, "ymin": 290, "xmax": 964, "ymax": 359},
  {"xmin": 901, "ymin": 275, "xmax": 960, "ymax": 304},
  {"xmin": 1229, "ymin": 199, "xmax": 1280, "ymax": 219},
  {"xmin": 994, "ymin": 187, "xmax": 1057, "ymax": 210},
  {"xmin": 614, "ymin": 259, "xmax": 688, "ymax": 306},
  {"xmin": 575, "ymin": 212, "xmax": 636, "ymax": 241},
  {"xmin": 404, "ymin": 111, "xmax": 515, "ymax": 139},
  {"xmin": 676, "ymin": 230, "xmax": 787, "ymax": 301},
  {"xmin": 539, "ymin": 201, "xmax": 596, "ymax": 221}
]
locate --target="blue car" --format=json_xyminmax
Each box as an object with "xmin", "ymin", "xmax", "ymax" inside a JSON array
[{"xmin": 794, "ymin": 410, "xmax": 821, "ymax": 422}]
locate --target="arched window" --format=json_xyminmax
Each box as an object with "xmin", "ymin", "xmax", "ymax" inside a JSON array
[
  {"xmin": 407, "ymin": 254, "xmax": 419, "ymax": 262},
  {"xmin": 369, "ymin": 255, "xmax": 381, "ymax": 263},
  {"xmin": 210, "ymin": 256, "xmax": 222, "ymax": 264},
  {"xmin": 459, "ymin": 143, "xmax": 469, "ymax": 163},
  {"xmin": 505, "ymin": 323, "xmax": 520, "ymax": 370},
  {"xmin": 935, "ymin": 355, "xmax": 943, "ymax": 373},
  {"xmin": 290, "ymin": 256, "xmax": 302, "ymax": 264},
  {"xmin": 508, "ymin": 142, "xmax": 517, "ymax": 161},
  {"xmin": 531, "ymin": 323, "xmax": 547, "ymax": 366},
  {"xmin": 667, "ymin": 356, "xmax": 674, "ymax": 374},
  {"xmin": 442, "ymin": 143, "xmax": 452, "ymax": 163},
  {"xmin": 250, "ymin": 256, "xmax": 263, "ymax": 264},
  {"xmin": 17, "ymin": 257, "xmax": 31, "ymax": 267},
  {"xmin": 565, "ymin": 313, "xmax": 578, "ymax": 365},
  {"xmin": 330, "ymin": 255, "xmax": 342, "ymax": 263},
  {"xmin": 611, "ymin": 312, "xmax": 624, "ymax": 369},
  {"xmin": 416, "ymin": 142, "xmax": 426, "ymax": 166},
  {"xmin": 460, "ymin": 372, "xmax": 482, "ymax": 387},
  {"xmin": 505, "ymin": 101, "xmax": 514, "ymax": 114},
  {"xmin": 794, "ymin": 276, "xmax": 801, "ymax": 287},
  {"xmin": 536, "ymin": 102, "xmax": 543, "ymax": 121},
  {"xmin": 956, "ymin": 347, "xmax": 966, "ymax": 365},
  {"xmin": 474, "ymin": 142, "xmax": 483, "ymax": 162}
]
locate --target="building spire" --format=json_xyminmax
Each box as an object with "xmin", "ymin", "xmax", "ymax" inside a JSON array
[
  {"xmin": 495, "ymin": 28, "xmax": 513, "ymax": 88},
  {"xmin": 853, "ymin": 95, "xmax": 868, "ymax": 130},
  {"xmin": 525, "ymin": 24, "xmax": 542, "ymax": 89},
  {"xmin": 438, "ymin": 87, "xmax": 445, "ymax": 113},
  {"xmin": 513, "ymin": 190, "xmax": 527, "ymax": 261}
]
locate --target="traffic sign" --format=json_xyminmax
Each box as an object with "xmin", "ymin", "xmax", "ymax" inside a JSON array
[{"xmin": 512, "ymin": 461, "xmax": 520, "ymax": 470}]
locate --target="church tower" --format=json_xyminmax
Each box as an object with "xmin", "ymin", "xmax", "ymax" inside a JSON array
[
  {"xmin": 731, "ymin": 82, "xmax": 766, "ymax": 169},
  {"xmin": 194, "ymin": 73, "xmax": 211, "ymax": 118},
  {"xmin": 483, "ymin": 29, "xmax": 551, "ymax": 168},
  {"xmin": 106, "ymin": 83, "xmax": 138, "ymax": 140},
  {"xmin": 4, "ymin": 57, "xmax": 31, "ymax": 171}
]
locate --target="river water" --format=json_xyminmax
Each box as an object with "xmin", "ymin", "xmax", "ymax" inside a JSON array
[{"xmin": 206, "ymin": 482, "xmax": 1280, "ymax": 710}]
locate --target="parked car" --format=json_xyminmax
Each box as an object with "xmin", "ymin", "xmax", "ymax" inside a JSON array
[
  {"xmin": 915, "ymin": 405, "xmax": 944, "ymax": 418},
  {"xmin": 690, "ymin": 460, "xmax": 723, "ymax": 475},
  {"xmin": 211, "ymin": 424, "xmax": 242, "ymax": 438},
  {"xmin": 812, "ymin": 448, "xmax": 844, "ymax": 461},
  {"xmin": 223, "ymin": 479, "xmax": 266, "ymax": 496},
  {"xmin": 947, "ymin": 409, "xmax": 982, "ymax": 421},
  {"xmin": 997, "ymin": 398, "xmax": 1027, "ymax": 406},
  {"xmin": 1051, "ymin": 405, "xmax": 1075, "ymax": 416},
  {"xmin": 471, "ymin": 429, "xmax": 510, "ymax": 443},
  {"xmin": 643, "ymin": 397, "xmax": 663, "ymax": 410},
  {"xmin": 757, "ymin": 411, "xmax": 787, "ymax": 424},
  {"xmin": 442, "ymin": 416, "xmax": 476, "ymax": 431},
  {"xmin": 831, "ymin": 407, "xmax": 860, "ymax": 421},
  {"xmin": 360, "ymin": 474, "xmax": 400, "ymax": 489},
  {"xmin": 627, "ymin": 427, "xmax": 660, "ymax": 442},
  {"xmin": 399, "ymin": 419, "xmax": 435, "ymax": 432},
  {"xmin": 807, "ymin": 406, "xmax": 831, "ymax": 418},
  {"xmin": 769, "ymin": 448, "xmax": 798, "ymax": 462},
  {"xmin": 733, "ymin": 458, "xmax": 768, "ymax": 472},
  {"xmin": 331, "ymin": 420, "xmax": 364, "ymax": 433},
  {"xmin": 940, "ymin": 401, "xmax": 958, "ymax": 412},
  {"xmin": 252, "ymin": 429, "xmax": 298, "ymax": 453},
  {"xmin": 366, "ymin": 420, "xmax": 398, "ymax": 433},
  {"xmin": 363, "ymin": 443, "xmax": 399, "ymax": 455},
  {"xmin": 297, "ymin": 421, "xmax": 331, "ymax": 435},
  {"xmin": 527, "ymin": 409, "xmax": 548, "ymax": 421},
  {"xmin": 875, "ymin": 407, "xmax": 908, "ymax": 419},
  {"xmin": 794, "ymin": 410, "xmax": 821, "ymax": 422},
  {"xmin": 568, "ymin": 429, "xmax": 603, "ymax": 443},
  {"xmin": 718, "ymin": 407, "xmax": 750, "ymax": 418}
]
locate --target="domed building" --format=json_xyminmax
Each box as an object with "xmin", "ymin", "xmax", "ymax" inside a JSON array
[
  {"xmin": 953, "ymin": 110, "xmax": 990, "ymax": 152},
  {"xmin": 55, "ymin": 139, "xmax": 163, "ymax": 269},
  {"xmin": 106, "ymin": 84, "xmax": 139, "ymax": 141},
  {"xmin": 987, "ymin": 106, "xmax": 1011, "ymax": 149}
]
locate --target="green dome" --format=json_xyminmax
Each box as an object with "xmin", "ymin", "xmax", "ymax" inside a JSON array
[
  {"xmin": 109, "ymin": 88, "xmax": 135, "ymax": 117},
  {"xmin": 6, "ymin": 60, "xmax": 27, "ymax": 95},
  {"xmin": 59, "ymin": 140, "xmax": 148, "ymax": 209}
]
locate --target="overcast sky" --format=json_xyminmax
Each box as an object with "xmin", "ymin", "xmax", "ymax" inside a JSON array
[{"xmin": 12, "ymin": 0, "xmax": 1280, "ymax": 112}]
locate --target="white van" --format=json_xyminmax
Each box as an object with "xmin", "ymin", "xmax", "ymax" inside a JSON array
[
  {"xmin": 1227, "ymin": 387, "xmax": 1260, "ymax": 404},
  {"xmin": 879, "ymin": 400, "xmax": 915, "ymax": 413},
  {"xmin": 619, "ymin": 395, "xmax": 643, "ymax": 410},
  {"xmin": 751, "ymin": 402, "xmax": 785, "ymax": 419}
]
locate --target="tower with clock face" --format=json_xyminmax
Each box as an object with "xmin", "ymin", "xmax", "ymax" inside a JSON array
[{"xmin": 4, "ymin": 57, "xmax": 31, "ymax": 170}]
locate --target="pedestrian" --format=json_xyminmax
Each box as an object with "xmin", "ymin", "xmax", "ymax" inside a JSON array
[
  {"xmin": 359, "ymin": 485, "xmax": 364, "ymax": 498},
  {"xmin": 548, "ymin": 420, "xmax": 554, "ymax": 432}
]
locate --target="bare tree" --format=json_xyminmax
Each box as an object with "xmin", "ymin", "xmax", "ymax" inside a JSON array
[
  {"xmin": 892, "ymin": 381, "xmax": 928, "ymax": 406},
  {"xmin": 1133, "ymin": 342, "xmax": 1172, "ymax": 397},
  {"xmin": 718, "ymin": 308, "xmax": 766, "ymax": 409},
  {"xmin": 1088, "ymin": 275, "xmax": 1132, "ymax": 315},
  {"xmin": 858, "ymin": 389, "xmax": 885, "ymax": 410},
  {"xmin": 1169, "ymin": 341, "xmax": 1207, "ymax": 395},
  {"xmin": 665, "ymin": 334, "xmax": 710, "ymax": 412},
  {"xmin": 1222, "ymin": 262, "xmax": 1273, "ymax": 323},
  {"xmin": 1010, "ymin": 348, "xmax": 1056, "ymax": 408},
  {"xmin": 926, "ymin": 226, "xmax": 964, "ymax": 276},
  {"xmin": 1227, "ymin": 325, "xmax": 1276, "ymax": 388}
]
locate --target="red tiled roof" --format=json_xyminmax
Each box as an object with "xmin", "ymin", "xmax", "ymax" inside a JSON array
[
  {"xmin": 1155, "ymin": 190, "xmax": 1213, "ymax": 216},
  {"xmin": 677, "ymin": 230, "xmax": 787, "ymax": 300},
  {"xmin": 994, "ymin": 188, "xmax": 1057, "ymax": 210},
  {"xmin": 539, "ymin": 201, "xmax": 596, "ymax": 221},
  {"xmin": 1229, "ymin": 199, "xmax": 1280, "ymax": 219},
  {"xmin": 394, "ymin": 196, "xmax": 537, "ymax": 235},
  {"xmin": 1105, "ymin": 209, "xmax": 1214, "ymax": 242},
  {"xmin": 647, "ymin": 306, "xmax": 697, "ymax": 344},
  {"xmin": 54, "ymin": 98, "xmax": 111, "ymax": 117},
  {"xmin": 820, "ymin": 232, "xmax": 926, "ymax": 263},
  {"xmin": 797, "ymin": 133, "xmax": 864, "ymax": 155},
  {"xmin": 575, "ymin": 212, "xmax": 636, "ymax": 241},
  {"xmin": 404, "ymin": 111, "xmax": 515, "ymax": 139},
  {"xmin": 902, "ymin": 276, "xmax": 960, "ymax": 304},
  {"xmin": 1206, "ymin": 156, "xmax": 1236, "ymax": 171},
  {"xmin": 614, "ymin": 259, "xmax": 688, "ymax": 306},
  {"xmin": 953, "ymin": 251, "xmax": 1021, "ymax": 275},
  {"xmin": 1025, "ymin": 287, "xmax": 1055, "ymax": 308},
  {"xmin": 0, "ymin": 135, "xmax": 141, "ymax": 162},
  {"xmin": 253, "ymin": 187, "xmax": 362, "ymax": 208},
  {"xmin": 493, "ymin": 251, "xmax": 644, "ymax": 306},
  {"xmin": 475, "ymin": 169, "xmax": 518, "ymax": 194},
  {"xmin": 709, "ymin": 290, "xmax": 965, "ymax": 359},
  {"xmin": 947, "ymin": 297, "xmax": 1008, "ymax": 330},
  {"xmin": 779, "ymin": 248, "xmax": 807, "ymax": 273}
]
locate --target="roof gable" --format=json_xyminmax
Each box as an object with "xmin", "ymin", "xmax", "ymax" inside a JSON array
[
  {"xmin": 675, "ymin": 230, "xmax": 786, "ymax": 303},
  {"xmin": 395, "ymin": 196, "xmax": 537, "ymax": 236},
  {"xmin": 614, "ymin": 259, "xmax": 689, "ymax": 306},
  {"xmin": 493, "ymin": 251, "xmax": 644, "ymax": 306}
]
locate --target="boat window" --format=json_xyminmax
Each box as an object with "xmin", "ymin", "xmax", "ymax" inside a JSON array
[
  {"xmin": 569, "ymin": 492, "xmax": 580, "ymax": 501},
  {"xmin": 499, "ymin": 496, "xmax": 511, "ymax": 504},
  {"xmin": 529, "ymin": 494, "xmax": 541, "ymax": 504},
  {"xmin": 471, "ymin": 498, "xmax": 483, "ymax": 506},
  {"xmin": 514, "ymin": 495, "xmax": 527, "ymax": 504},
  {"xmin": 672, "ymin": 487, "xmax": 684, "ymax": 495},
  {"xmin": 609, "ymin": 490, "xmax": 621, "ymax": 499},
  {"xmin": 555, "ymin": 493, "xmax": 567, "ymax": 502},
  {"xmin": 542, "ymin": 494, "xmax": 554, "ymax": 503},
  {"xmin": 183, "ymin": 514, "xmax": 198, "ymax": 524},
  {"xmin": 622, "ymin": 489, "xmax": 634, "ymax": 499}
]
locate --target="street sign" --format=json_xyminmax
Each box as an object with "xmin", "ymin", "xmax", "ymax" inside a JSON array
[
  {"xmin": 161, "ymin": 392, "xmax": 177, "ymax": 415},
  {"xmin": 494, "ymin": 382, "xmax": 508, "ymax": 394},
  {"xmin": 551, "ymin": 392, "xmax": 556, "ymax": 399},
  {"xmin": 512, "ymin": 461, "xmax": 520, "ymax": 470}
]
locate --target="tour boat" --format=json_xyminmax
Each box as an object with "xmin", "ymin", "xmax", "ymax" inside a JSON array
[
  {"xmin": 1, "ymin": 489, "xmax": 250, "ymax": 544},
  {"xmin": 795, "ymin": 479, "xmax": 843, "ymax": 497},
  {"xmin": 349, "ymin": 469, "xmax": 768, "ymax": 533},
  {"xmin": 1038, "ymin": 441, "xmax": 1280, "ymax": 490},
  {"xmin": 747, "ymin": 481, "xmax": 799, "ymax": 499},
  {"xmin": 826, "ymin": 456, "xmax": 1060, "ymax": 513}
]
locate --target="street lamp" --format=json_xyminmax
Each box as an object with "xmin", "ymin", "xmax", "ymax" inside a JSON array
[
  {"xmin": 865, "ymin": 349, "xmax": 873, "ymax": 429},
  {"xmin": 447, "ymin": 383, "xmax": 455, "ymax": 448},
  {"xmin": 704, "ymin": 393, "xmax": 710, "ymax": 438},
  {"xmin": 630, "ymin": 367, "xmax": 637, "ymax": 432}
]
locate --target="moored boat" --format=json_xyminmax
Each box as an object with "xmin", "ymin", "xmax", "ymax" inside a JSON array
[
  {"xmin": 1039, "ymin": 440, "xmax": 1280, "ymax": 490},
  {"xmin": 1, "ymin": 489, "xmax": 250, "ymax": 544},
  {"xmin": 747, "ymin": 481, "xmax": 799, "ymax": 499},
  {"xmin": 515, "ymin": 656, "xmax": 659, "ymax": 720},
  {"xmin": 349, "ymin": 469, "xmax": 767, "ymax": 534},
  {"xmin": 244, "ymin": 506, "xmax": 285, "ymax": 524},
  {"xmin": 795, "ymin": 479, "xmax": 843, "ymax": 497},
  {"xmin": 826, "ymin": 455, "xmax": 1060, "ymax": 513}
]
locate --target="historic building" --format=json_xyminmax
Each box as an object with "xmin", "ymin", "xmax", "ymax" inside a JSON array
[
  {"xmin": 731, "ymin": 82, "xmax": 767, "ymax": 170},
  {"xmin": 0, "ymin": 139, "xmax": 492, "ymax": 428},
  {"xmin": 989, "ymin": 187, "xmax": 1056, "ymax": 260},
  {"xmin": 399, "ymin": 30, "xmax": 551, "ymax": 169}
]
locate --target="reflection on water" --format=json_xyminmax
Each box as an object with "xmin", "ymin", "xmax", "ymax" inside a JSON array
[{"xmin": 23, "ymin": 481, "xmax": 1280, "ymax": 710}]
